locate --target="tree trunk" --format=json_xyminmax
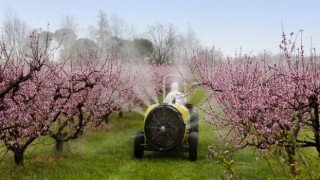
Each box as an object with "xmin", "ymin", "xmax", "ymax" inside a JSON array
[
  {"xmin": 310, "ymin": 95, "xmax": 320, "ymax": 156},
  {"xmin": 104, "ymin": 114, "xmax": 109, "ymax": 123},
  {"xmin": 13, "ymin": 150, "xmax": 25, "ymax": 166},
  {"xmin": 118, "ymin": 110, "xmax": 123, "ymax": 119},
  {"xmin": 285, "ymin": 146, "xmax": 296, "ymax": 175},
  {"xmin": 55, "ymin": 139, "xmax": 64, "ymax": 153},
  {"xmin": 313, "ymin": 99, "xmax": 320, "ymax": 156}
]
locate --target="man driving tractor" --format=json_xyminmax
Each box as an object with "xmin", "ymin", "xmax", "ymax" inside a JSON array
[
  {"xmin": 163, "ymin": 82, "xmax": 187, "ymax": 105},
  {"xmin": 134, "ymin": 75, "xmax": 199, "ymax": 161}
]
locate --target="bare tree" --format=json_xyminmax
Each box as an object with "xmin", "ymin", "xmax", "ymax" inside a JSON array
[
  {"xmin": 127, "ymin": 24, "xmax": 138, "ymax": 40},
  {"xmin": 1, "ymin": 9, "xmax": 29, "ymax": 58},
  {"xmin": 52, "ymin": 16, "xmax": 78, "ymax": 59},
  {"xmin": 95, "ymin": 10, "xmax": 109, "ymax": 47},
  {"xmin": 146, "ymin": 23, "xmax": 177, "ymax": 66},
  {"xmin": 53, "ymin": 27, "xmax": 77, "ymax": 60},
  {"xmin": 175, "ymin": 28, "xmax": 202, "ymax": 62},
  {"xmin": 61, "ymin": 15, "xmax": 78, "ymax": 33},
  {"xmin": 85, "ymin": 10, "xmax": 111, "ymax": 59},
  {"xmin": 53, "ymin": 15, "xmax": 78, "ymax": 51},
  {"xmin": 109, "ymin": 14, "xmax": 128, "ymax": 40}
]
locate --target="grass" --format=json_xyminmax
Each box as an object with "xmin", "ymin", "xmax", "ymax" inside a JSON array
[
  {"xmin": 0, "ymin": 113, "xmax": 219, "ymax": 179},
  {"xmin": 0, "ymin": 113, "xmax": 265, "ymax": 180},
  {"xmin": 0, "ymin": 87, "xmax": 319, "ymax": 179}
]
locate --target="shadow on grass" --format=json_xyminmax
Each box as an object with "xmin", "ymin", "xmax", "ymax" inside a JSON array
[{"xmin": 142, "ymin": 151, "xmax": 190, "ymax": 161}]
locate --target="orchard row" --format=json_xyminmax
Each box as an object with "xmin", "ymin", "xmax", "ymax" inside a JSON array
[
  {"xmin": 189, "ymin": 31, "xmax": 320, "ymax": 176},
  {"xmin": 0, "ymin": 33, "xmax": 181, "ymax": 165}
]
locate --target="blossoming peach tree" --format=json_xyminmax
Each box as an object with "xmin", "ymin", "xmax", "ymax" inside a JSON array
[
  {"xmin": 189, "ymin": 31, "xmax": 319, "ymax": 175},
  {"xmin": 0, "ymin": 33, "xmax": 62, "ymax": 165},
  {"xmin": 48, "ymin": 55, "xmax": 135, "ymax": 152},
  {"xmin": 0, "ymin": 32, "xmax": 136, "ymax": 164}
]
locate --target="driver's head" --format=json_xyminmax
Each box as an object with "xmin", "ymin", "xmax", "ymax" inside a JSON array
[{"xmin": 170, "ymin": 82, "xmax": 179, "ymax": 92}]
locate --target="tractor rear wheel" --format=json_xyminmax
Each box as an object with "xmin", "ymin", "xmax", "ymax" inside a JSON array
[
  {"xmin": 189, "ymin": 108, "xmax": 199, "ymax": 133},
  {"xmin": 188, "ymin": 132, "xmax": 198, "ymax": 161},
  {"xmin": 134, "ymin": 131, "xmax": 144, "ymax": 158}
]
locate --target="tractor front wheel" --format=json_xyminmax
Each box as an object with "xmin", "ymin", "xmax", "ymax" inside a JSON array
[
  {"xmin": 188, "ymin": 132, "xmax": 198, "ymax": 161},
  {"xmin": 134, "ymin": 131, "xmax": 144, "ymax": 158}
]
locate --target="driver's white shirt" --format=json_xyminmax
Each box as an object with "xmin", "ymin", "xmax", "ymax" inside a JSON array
[{"xmin": 163, "ymin": 90, "xmax": 187, "ymax": 105}]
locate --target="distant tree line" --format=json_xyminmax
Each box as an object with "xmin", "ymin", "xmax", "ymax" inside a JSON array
[{"xmin": 1, "ymin": 9, "xmax": 203, "ymax": 66}]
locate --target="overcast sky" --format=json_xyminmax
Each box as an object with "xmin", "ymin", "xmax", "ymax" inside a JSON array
[{"xmin": 0, "ymin": 0, "xmax": 319, "ymax": 56}]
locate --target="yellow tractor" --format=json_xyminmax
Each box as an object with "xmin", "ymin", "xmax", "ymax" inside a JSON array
[{"xmin": 134, "ymin": 74, "xmax": 199, "ymax": 161}]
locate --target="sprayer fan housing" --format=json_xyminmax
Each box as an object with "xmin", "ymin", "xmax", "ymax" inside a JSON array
[{"xmin": 144, "ymin": 104, "xmax": 186, "ymax": 151}]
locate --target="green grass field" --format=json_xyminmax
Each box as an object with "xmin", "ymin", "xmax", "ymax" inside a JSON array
[
  {"xmin": 0, "ymin": 88, "xmax": 318, "ymax": 179},
  {"xmin": 0, "ymin": 113, "xmax": 276, "ymax": 179}
]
